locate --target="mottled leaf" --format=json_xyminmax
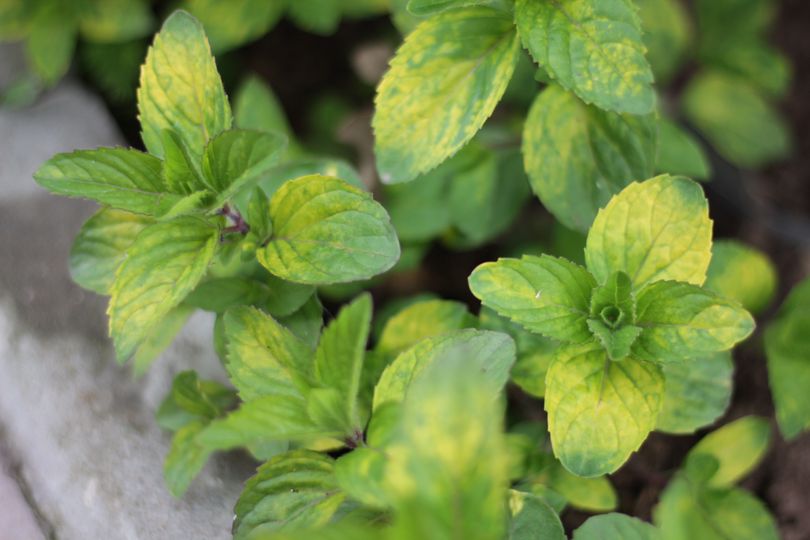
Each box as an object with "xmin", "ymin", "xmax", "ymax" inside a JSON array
[
  {"xmin": 515, "ymin": 0, "xmax": 655, "ymax": 114},
  {"xmin": 373, "ymin": 7, "xmax": 519, "ymax": 183},
  {"xmin": 705, "ymin": 240, "xmax": 777, "ymax": 315},
  {"xmin": 585, "ymin": 175, "xmax": 713, "ymax": 289},
  {"xmin": 545, "ymin": 343, "xmax": 664, "ymax": 476}
]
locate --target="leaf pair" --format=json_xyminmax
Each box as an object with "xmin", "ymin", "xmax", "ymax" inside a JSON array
[
  {"xmin": 374, "ymin": 0, "xmax": 656, "ymax": 184},
  {"xmin": 470, "ymin": 175, "xmax": 755, "ymax": 476}
]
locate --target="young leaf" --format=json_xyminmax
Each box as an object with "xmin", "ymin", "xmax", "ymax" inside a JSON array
[
  {"xmin": 161, "ymin": 129, "xmax": 206, "ymax": 194},
  {"xmin": 514, "ymin": 0, "xmax": 655, "ymax": 114},
  {"xmin": 573, "ymin": 513, "xmax": 659, "ymax": 540},
  {"xmin": 507, "ymin": 490, "xmax": 566, "ymax": 540},
  {"xmin": 223, "ymin": 306, "xmax": 313, "ymax": 401},
  {"xmin": 522, "ymin": 85, "xmax": 658, "ymax": 232},
  {"xmin": 69, "ymin": 208, "xmax": 153, "ymax": 294},
  {"xmin": 156, "ymin": 371, "xmax": 236, "ymax": 431},
  {"xmin": 313, "ymin": 294, "xmax": 372, "ymax": 431},
  {"xmin": 34, "ymin": 148, "xmax": 180, "ymax": 216},
  {"xmin": 687, "ymin": 416, "xmax": 771, "ymax": 488},
  {"xmin": 384, "ymin": 357, "xmax": 509, "ymax": 540},
  {"xmin": 373, "ymin": 329, "xmax": 515, "ymax": 410},
  {"xmin": 108, "ymin": 217, "xmax": 218, "ymax": 361},
  {"xmin": 545, "ymin": 343, "xmax": 664, "ymax": 476},
  {"xmin": 683, "ymin": 71, "xmax": 791, "ymax": 169},
  {"xmin": 257, "ymin": 175, "xmax": 400, "ymax": 284},
  {"xmin": 655, "ymin": 119, "xmax": 710, "ymax": 181},
  {"xmin": 656, "ymin": 352, "xmax": 733, "ymax": 435},
  {"xmin": 632, "ymin": 281, "xmax": 755, "ymax": 363},
  {"xmin": 585, "ymin": 175, "xmax": 713, "ymax": 289},
  {"xmin": 138, "ymin": 10, "xmax": 231, "ymax": 161},
  {"xmin": 373, "ymin": 6, "xmax": 519, "ymax": 183},
  {"xmin": 469, "ymin": 254, "xmax": 596, "ymax": 343},
  {"xmin": 705, "ymin": 240, "xmax": 777, "ymax": 315},
  {"xmin": 202, "ymin": 129, "xmax": 287, "ymax": 206},
  {"xmin": 765, "ymin": 278, "xmax": 810, "ymax": 439},
  {"xmin": 233, "ymin": 450, "xmax": 344, "ymax": 540}
]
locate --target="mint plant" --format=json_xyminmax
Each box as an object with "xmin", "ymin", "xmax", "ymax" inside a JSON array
[
  {"xmin": 31, "ymin": 2, "xmax": 804, "ymax": 539},
  {"xmin": 470, "ymin": 175, "xmax": 755, "ymax": 476}
]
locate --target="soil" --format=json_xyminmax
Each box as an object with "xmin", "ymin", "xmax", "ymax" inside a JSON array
[{"xmin": 94, "ymin": 3, "xmax": 810, "ymax": 538}]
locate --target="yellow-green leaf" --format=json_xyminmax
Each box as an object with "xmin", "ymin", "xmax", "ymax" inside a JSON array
[
  {"xmin": 223, "ymin": 306, "xmax": 313, "ymax": 401},
  {"xmin": 469, "ymin": 254, "xmax": 596, "ymax": 343},
  {"xmin": 257, "ymin": 175, "xmax": 400, "ymax": 285},
  {"xmin": 574, "ymin": 513, "xmax": 659, "ymax": 540},
  {"xmin": 69, "ymin": 208, "xmax": 153, "ymax": 294},
  {"xmin": 137, "ymin": 10, "xmax": 231, "ymax": 161},
  {"xmin": 657, "ymin": 352, "xmax": 733, "ymax": 434},
  {"xmin": 514, "ymin": 0, "xmax": 655, "ymax": 114},
  {"xmin": 108, "ymin": 217, "xmax": 218, "ymax": 361},
  {"xmin": 373, "ymin": 6, "xmax": 519, "ymax": 183},
  {"xmin": 686, "ymin": 416, "xmax": 771, "ymax": 488},
  {"xmin": 375, "ymin": 298, "xmax": 475, "ymax": 357},
  {"xmin": 633, "ymin": 281, "xmax": 755, "ymax": 363},
  {"xmin": 78, "ymin": 0, "xmax": 154, "ymax": 43},
  {"xmin": 705, "ymin": 240, "xmax": 777, "ymax": 315},
  {"xmin": 522, "ymin": 85, "xmax": 658, "ymax": 232},
  {"xmin": 545, "ymin": 343, "xmax": 664, "ymax": 476},
  {"xmin": 683, "ymin": 71, "xmax": 791, "ymax": 169},
  {"xmin": 507, "ymin": 490, "xmax": 566, "ymax": 540},
  {"xmin": 585, "ymin": 175, "xmax": 713, "ymax": 289},
  {"xmin": 765, "ymin": 278, "xmax": 810, "ymax": 439},
  {"xmin": 34, "ymin": 148, "xmax": 180, "ymax": 216},
  {"xmin": 373, "ymin": 329, "xmax": 515, "ymax": 411}
]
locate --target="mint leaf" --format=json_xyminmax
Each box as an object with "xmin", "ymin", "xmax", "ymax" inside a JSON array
[
  {"xmin": 313, "ymin": 294, "xmax": 372, "ymax": 431},
  {"xmin": 384, "ymin": 356, "xmax": 508, "ymax": 540},
  {"xmin": 469, "ymin": 254, "xmax": 596, "ymax": 343},
  {"xmin": 334, "ymin": 448, "xmax": 389, "ymax": 509},
  {"xmin": 545, "ymin": 343, "xmax": 664, "ymax": 476},
  {"xmin": 197, "ymin": 395, "xmax": 329, "ymax": 452},
  {"xmin": 574, "ymin": 513, "xmax": 659, "ymax": 540},
  {"xmin": 233, "ymin": 450, "xmax": 344, "ymax": 540},
  {"xmin": 234, "ymin": 75, "xmax": 295, "ymax": 142},
  {"xmin": 108, "ymin": 216, "xmax": 218, "ymax": 361},
  {"xmin": 705, "ymin": 240, "xmax": 777, "ymax": 315},
  {"xmin": 656, "ymin": 118, "xmax": 710, "ymax": 181},
  {"xmin": 585, "ymin": 175, "xmax": 713, "ymax": 289},
  {"xmin": 133, "ymin": 305, "xmax": 194, "ymax": 376},
  {"xmin": 138, "ymin": 10, "xmax": 231, "ymax": 160},
  {"xmin": 507, "ymin": 490, "xmax": 566, "ymax": 540},
  {"xmin": 636, "ymin": 0, "xmax": 692, "ymax": 84},
  {"xmin": 765, "ymin": 278, "xmax": 810, "ymax": 439},
  {"xmin": 523, "ymin": 85, "xmax": 657, "ymax": 232},
  {"xmin": 179, "ymin": 0, "xmax": 284, "ymax": 53},
  {"xmin": 257, "ymin": 175, "xmax": 400, "ymax": 284},
  {"xmin": 373, "ymin": 6, "xmax": 519, "ymax": 183},
  {"xmin": 686, "ymin": 416, "xmax": 771, "ymax": 488},
  {"xmin": 373, "ymin": 329, "xmax": 515, "ymax": 410},
  {"xmin": 514, "ymin": 0, "xmax": 655, "ymax": 114},
  {"xmin": 407, "ymin": 0, "xmax": 505, "ymax": 16},
  {"xmin": 375, "ymin": 298, "xmax": 476, "ymax": 357},
  {"xmin": 27, "ymin": 4, "xmax": 75, "ymax": 84},
  {"xmin": 543, "ymin": 462, "xmax": 618, "ymax": 512},
  {"xmin": 161, "ymin": 129, "xmax": 206, "ymax": 194},
  {"xmin": 223, "ymin": 306, "xmax": 313, "ymax": 401},
  {"xmin": 78, "ymin": 0, "xmax": 154, "ymax": 42},
  {"xmin": 657, "ymin": 352, "xmax": 733, "ymax": 435},
  {"xmin": 632, "ymin": 281, "xmax": 755, "ymax": 363},
  {"xmin": 69, "ymin": 208, "xmax": 152, "ymax": 294},
  {"xmin": 683, "ymin": 71, "xmax": 791, "ymax": 169},
  {"xmin": 163, "ymin": 420, "xmax": 209, "ymax": 498},
  {"xmin": 184, "ymin": 277, "xmax": 312, "ymax": 316},
  {"xmin": 34, "ymin": 148, "xmax": 180, "ymax": 216},
  {"xmin": 202, "ymin": 128, "xmax": 287, "ymax": 206}
]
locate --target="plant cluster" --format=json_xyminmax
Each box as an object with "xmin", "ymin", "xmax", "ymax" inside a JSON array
[{"xmin": 29, "ymin": 1, "xmax": 807, "ymax": 539}]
